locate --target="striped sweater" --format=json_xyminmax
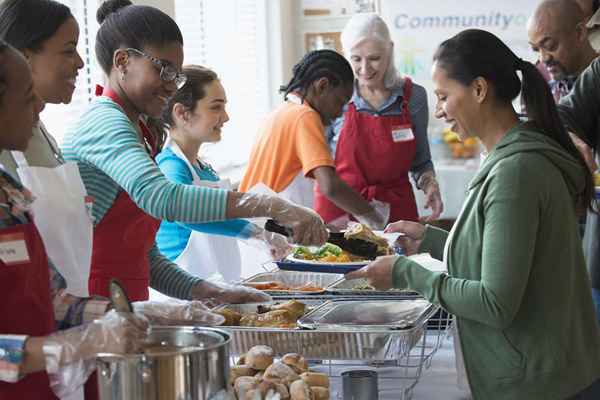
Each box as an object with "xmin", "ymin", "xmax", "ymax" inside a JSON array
[{"xmin": 61, "ymin": 97, "xmax": 229, "ymax": 299}]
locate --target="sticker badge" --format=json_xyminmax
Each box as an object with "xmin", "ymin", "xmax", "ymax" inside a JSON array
[
  {"xmin": 0, "ymin": 232, "xmax": 30, "ymax": 265},
  {"xmin": 391, "ymin": 125, "xmax": 415, "ymax": 143}
]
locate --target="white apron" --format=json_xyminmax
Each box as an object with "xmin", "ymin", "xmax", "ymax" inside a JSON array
[
  {"xmin": 164, "ymin": 139, "xmax": 242, "ymax": 282},
  {"xmin": 279, "ymin": 171, "xmax": 315, "ymax": 209},
  {"xmin": 12, "ymin": 152, "xmax": 93, "ymax": 298}
]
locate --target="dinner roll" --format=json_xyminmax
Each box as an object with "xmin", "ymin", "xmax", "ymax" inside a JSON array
[
  {"xmin": 300, "ymin": 372, "xmax": 329, "ymax": 388},
  {"xmin": 273, "ymin": 382, "xmax": 291, "ymax": 400},
  {"xmin": 234, "ymin": 376, "xmax": 259, "ymax": 398},
  {"xmin": 237, "ymin": 353, "xmax": 247, "ymax": 365},
  {"xmin": 311, "ymin": 386, "xmax": 330, "ymax": 400},
  {"xmin": 246, "ymin": 345, "xmax": 275, "ymax": 370},
  {"xmin": 241, "ymin": 388, "xmax": 263, "ymax": 400},
  {"xmin": 229, "ymin": 365, "xmax": 256, "ymax": 383},
  {"xmin": 289, "ymin": 379, "xmax": 313, "ymax": 400},
  {"xmin": 263, "ymin": 361, "xmax": 300, "ymax": 386},
  {"xmin": 281, "ymin": 353, "xmax": 309, "ymax": 374}
]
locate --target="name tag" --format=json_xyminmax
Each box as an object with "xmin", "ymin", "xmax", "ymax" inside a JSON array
[
  {"xmin": 391, "ymin": 125, "xmax": 414, "ymax": 142},
  {"xmin": 0, "ymin": 232, "xmax": 30, "ymax": 265}
]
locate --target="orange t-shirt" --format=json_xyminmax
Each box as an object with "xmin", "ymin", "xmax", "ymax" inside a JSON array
[{"xmin": 239, "ymin": 100, "xmax": 335, "ymax": 193}]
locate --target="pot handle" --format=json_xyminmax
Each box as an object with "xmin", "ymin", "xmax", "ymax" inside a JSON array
[
  {"xmin": 139, "ymin": 356, "xmax": 153, "ymax": 383},
  {"xmin": 98, "ymin": 360, "xmax": 115, "ymax": 382}
]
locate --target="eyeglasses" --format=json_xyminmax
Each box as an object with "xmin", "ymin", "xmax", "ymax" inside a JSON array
[{"xmin": 125, "ymin": 48, "xmax": 187, "ymax": 89}]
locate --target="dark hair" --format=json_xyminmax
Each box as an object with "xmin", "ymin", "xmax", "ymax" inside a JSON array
[
  {"xmin": 0, "ymin": 0, "xmax": 72, "ymax": 52},
  {"xmin": 0, "ymin": 40, "xmax": 13, "ymax": 104},
  {"xmin": 433, "ymin": 29, "xmax": 594, "ymax": 211},
  {"xmin": 594, "ymin": 0, "xmax": 600, "ymax": 13},
  {"xmin": 161, "ymin": 65, "xmax": 219, "ymax": 128},
  {"xmin": 95, "ymin": 0, "xmax": 184, "ymax": 75},
  {"xmin": 280, "ymin": 49, "xmax": 354, "ymax": 99}
]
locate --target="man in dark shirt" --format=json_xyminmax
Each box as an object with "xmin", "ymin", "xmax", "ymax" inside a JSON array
[
  {"xmin": 528, "ymin": 0, "xmax": 598, "ymax": 102},
  {"xmin": 558, "ymin": 58, "xmax": 600, "ymax": 322}
]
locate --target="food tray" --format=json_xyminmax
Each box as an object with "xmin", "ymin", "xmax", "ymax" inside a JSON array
[
  {"xmin": 218, "ymin": 303, "xmax": 437, "ymax": 361},
  {"xmin": 212, "ymin": 299, "xmax": 326, "ymax": 330},
  {"xmin": 299, "ymin": 299, "xmax": 433, "ymax": 331},
  {"xmin": 275, "ymin": 260, "xmax": 366, "ymax": 274},
  {"xmin": 241, "ymin": 270, "xmax": 342, "ymax": 295},
  {"xmin": 325, "ymin": 277, "xmax": 419, "ymax": 297}
]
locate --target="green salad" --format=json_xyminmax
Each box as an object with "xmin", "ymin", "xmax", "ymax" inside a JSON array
[{"xmin": 293, "ymin": 243, "xmax": 342, "ymax": 260}]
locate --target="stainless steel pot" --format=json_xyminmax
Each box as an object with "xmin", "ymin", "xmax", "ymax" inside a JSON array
[{"xmin": 96, "ymin": 326, "xmax": 231, "ymax": 400}]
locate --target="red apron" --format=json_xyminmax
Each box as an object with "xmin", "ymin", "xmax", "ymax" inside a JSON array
[
  {"xmin": 0, "ymin": 220, "xmax": 58, "ymax": 399},
  {"xmin": 314, "ymin": 78, "xmax": 419, "ymax": 223},
  {"xmin": 87, "ymin": 86, "xmax": 161, "ymax": 302},
  {"xmin": 85, "ymin": 87, "xmax": 162, "ymax": 400}
]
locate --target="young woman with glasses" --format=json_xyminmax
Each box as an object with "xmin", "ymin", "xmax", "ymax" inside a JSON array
[{"xmin": 61, "ymin": 0, "xmax": 326, "ymax": 313}]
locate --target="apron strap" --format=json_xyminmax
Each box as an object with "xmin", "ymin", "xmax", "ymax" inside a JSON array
[{"xmin": 11, "ymin": 150, "xmax": 28, "ymax": 168}]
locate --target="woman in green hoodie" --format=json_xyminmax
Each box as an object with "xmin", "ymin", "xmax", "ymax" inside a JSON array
[{"xmin": 347, "ymin": 29, "xmax": 600, "ymax": 400}]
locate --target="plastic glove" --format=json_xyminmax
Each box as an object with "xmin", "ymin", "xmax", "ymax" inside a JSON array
[
  {"xmin": 133, "ymin": 299, "xmax": 225, "ymax": 326},
  {"xmin": 191, "ymin": 279, "xmax": 272, "ymax": 307},
  {"xmin": 43, "ymin": 310, "xmax": 148, "ymax": 397},
  {"xmin": 243, "ymin": 223, "xmax": 293, "ymax": 261},
  {"xmin": 233, "ymin": 193, "xmax": 328, "ymax": 246},
  {"xmin": 355, "ymin": 200, "xmax": 390, "ymax": 230}
]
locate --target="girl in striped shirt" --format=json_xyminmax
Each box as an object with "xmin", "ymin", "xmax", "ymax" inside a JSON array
[{"xmin": 61, "ymin": 0, "xmax": 326, "ymax": 304}]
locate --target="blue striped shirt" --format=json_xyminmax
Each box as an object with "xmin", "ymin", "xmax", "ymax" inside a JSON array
[
  {"xmin": 327, "ymin": 79, "xmax": 434, "ymax": 184},
  {"xmin": 155, "ymin": 147, "xmax": 252, "ymax": 261},
  {"xmin": 61, "ymin": 97, "xmax": 229, "ymax": 299}
]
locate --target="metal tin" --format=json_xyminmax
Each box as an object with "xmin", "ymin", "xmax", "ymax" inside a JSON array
[
  {"xmin": 242, "ymin": 270, "xmax": 342, "ymax": 295},
  {"xmin": 325, "ymin": 277, "xmax": 419, "ymax": 297},
  {"xmin": 96, "ymin": 327, "xmax": 230, "ymax": 400},
  {"xmin": 218, "ymin": 303, "xmax": 436, "ymax": 361},
  {"xmin": 298, "ymin": 299, "xmax": 433, "ymax": 331}
]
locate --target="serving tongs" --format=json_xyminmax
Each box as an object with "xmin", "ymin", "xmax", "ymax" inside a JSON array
[
  {"xmin": 264, "ymin": 219, "xmax": 378, "ymax": 259},
  {"xmin": 109, "ymin": 279, "xmax": 133, "ymax": 313}
]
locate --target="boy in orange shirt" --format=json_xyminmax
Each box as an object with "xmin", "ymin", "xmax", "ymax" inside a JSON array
[{"xmin": 240, "ymin": 50, "xmax": 387, "ymax": 229}]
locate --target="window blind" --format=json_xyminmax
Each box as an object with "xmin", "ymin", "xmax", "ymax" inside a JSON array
[
  {"xmin": 175, "ymin": 0, "xmax": 271, "ymax": 171},
  {"xmin": 40, "ymin": 0, "xmax": 101, "ymax": 144}
]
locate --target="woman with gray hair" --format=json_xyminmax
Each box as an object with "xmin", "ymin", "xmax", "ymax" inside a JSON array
[{"xmin": 314, "ymin": 13, "xmax": 443, "ymax": 226}]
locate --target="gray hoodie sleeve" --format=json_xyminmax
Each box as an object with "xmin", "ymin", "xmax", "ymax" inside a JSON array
[{"xmin": 558, "ymin": 58, "xmax": 600, "ymax": 150}]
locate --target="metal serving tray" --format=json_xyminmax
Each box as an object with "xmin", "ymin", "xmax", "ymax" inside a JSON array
[
  {"xmin": 241, "ymin": 271, "xmax": 342, "ymax": 295},
  {"xmin": 298, "ymin": 299, "xmax": 433, "ymax": 331},
  {"xmin": 325, "ymin": 277, "xmax": 419, "ymax": 297},
  {"xmin": 216, "ymin": 298, "xmax": 437, "ymax": 361}
]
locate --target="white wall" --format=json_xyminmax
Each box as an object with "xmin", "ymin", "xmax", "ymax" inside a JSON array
[{"xmin": 133, "ymin": 0, "xmax": 174, "ymax": 17}]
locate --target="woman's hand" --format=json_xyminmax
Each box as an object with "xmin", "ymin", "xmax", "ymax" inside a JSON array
[
  {"xmin": 191, "ymin": 280, "xmax": 272, "ymax": 307},
  {"xmin": 229, "ymin": 192, "xmax": 328, "ymax": 246},
  {"xmin": 345, "ymin": 255, "xmax": 398, "ymax": 290},
  {"xmin": 133, "ymin": 299, "xmax": 225, "ymax": 326},
  {"xmin": 420, "ymin": 177, "xmax": 443, "ymax": 222},
  {"xmin": 385, "ymin": 220, "xmax": 426, "ymax": 256},
  {"xmin": 273, "ymin": 201, "xmax": 328, "ymax": 246},
  {"xmin": 43, "ymin": 310, "xmax": 149, "ymax": 371}
]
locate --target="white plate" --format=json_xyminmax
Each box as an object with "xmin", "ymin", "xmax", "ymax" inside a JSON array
[{"xmin": 286, "ymin": 254, "xmax": 368, "ymax": 266}]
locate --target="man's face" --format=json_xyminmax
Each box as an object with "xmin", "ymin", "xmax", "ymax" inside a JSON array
[{"xmin": 528, "ymin": 14, "xmax": 582, "ymax": 80}]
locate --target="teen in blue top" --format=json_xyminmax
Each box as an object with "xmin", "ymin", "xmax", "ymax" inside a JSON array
[{"xmin": 156, "ymin": 65, "xmax": 290, "ymax": 281}]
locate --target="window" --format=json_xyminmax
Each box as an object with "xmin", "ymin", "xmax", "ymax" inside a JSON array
[
  {"xmin": 175, "ymin": 0, "xmax": 273, "ymax": 173},
  {"xmin": 40, "ymin": 0, "xmax": 102, "ymax": 144}
]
